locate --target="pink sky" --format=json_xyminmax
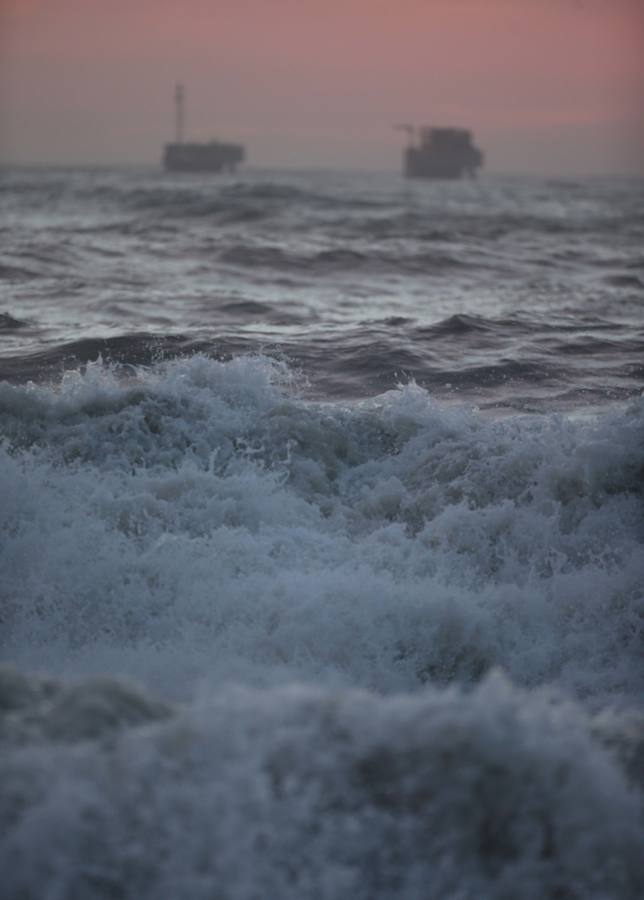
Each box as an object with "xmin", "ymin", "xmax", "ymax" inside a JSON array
[{"xmin": 1, "ymin": 0, "xmax": 643, "ymax": 174}]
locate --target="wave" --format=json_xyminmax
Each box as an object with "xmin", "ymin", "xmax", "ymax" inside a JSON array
[
  {"xmin": 1, "ymin": 323, "xmax": 642, "ymax": 411},
  {"xmin": 221, "ymin": 244, "xmax": 372, "ymax": 272},
  {"xmin": 604, "ymin": 274, "xmax": 644, "ymax": 290},
  {"xmin": 0, "ymin": 334, "xmax": 255, "ymax": 384},
  {"xmin": 1, "ymin": 353, "xmax": 643, "ymax": 897},
  {"xmin": 1, "ymin": 668, "xmax": 643, "ymax": 899},
  {"xmin": 0, "ymin": 333, "xmax": 196, "ymax": 382},
  {"xmin": 1, "ymin": 355, "xmax": 642, "ymax": 702},
  {"xmin": 0, "ymin": 264, "xmax": 44, "ymax": 281},
  {"xmin": 2, "ymin": 168, "xmax": 643, "ymax": 896},
  {"xmin": 0, "ymin": 312, "xmax": 28, "ymax": 330},
  {"xmin": 418, "ymin": 313, "xmax": 499, "ymax": 336},
  {"xmin": 219, "ymin": 242, "xmax": 468, "ymax": 274},
  {"xmin": 122, "ymin": 180, "xmax": 389, "ymax": 220},
  {"xmin": 0, "ymin": 178, "xmax": 388, "ymax": 226}
]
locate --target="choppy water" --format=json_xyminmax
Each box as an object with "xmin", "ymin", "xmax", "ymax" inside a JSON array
[{"xmin": 1, "ymin": 167, "xmax": 643, "ymax": 898}]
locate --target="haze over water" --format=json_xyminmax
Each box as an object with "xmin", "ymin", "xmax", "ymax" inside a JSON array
[{"xmin": 2, "ymin": 0, "xmax": 643, "ymax": 173}]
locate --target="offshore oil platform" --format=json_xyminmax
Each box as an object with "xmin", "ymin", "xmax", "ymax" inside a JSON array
[
  {"xmin": 397, "ymin": 126, "xmax": 483, "ymax": 179},
  {"xmin": 163, "ymin": 84, "xmax": 245, "ymax": 173}
]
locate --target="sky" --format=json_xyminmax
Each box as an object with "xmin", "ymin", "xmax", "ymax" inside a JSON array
[{"xmin": 1, "ymin": 0, "xmax": 643, "ymax": 175}]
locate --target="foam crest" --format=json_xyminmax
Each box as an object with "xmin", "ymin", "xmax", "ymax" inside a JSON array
[
  {"xmin": 1, "ymin": 357, "xmax": 642, "ymax": 706},
  {"xmin": 1, "ymin": 670, "xmax": 642, "ymax": 899}
]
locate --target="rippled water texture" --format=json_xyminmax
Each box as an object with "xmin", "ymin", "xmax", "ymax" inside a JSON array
[
  {"xmin": 1, "ymin": 168, "xmax": 643, "ymax": 409},
  {"xmin": 1, "ymin": 168, "xmax": 643, "ymax": 898}
]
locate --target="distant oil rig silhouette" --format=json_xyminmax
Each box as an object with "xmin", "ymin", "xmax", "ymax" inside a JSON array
[
  {"xmin": 163, "ymin": 84, "xmax": 245, "ymax": 173},
  {"xmin": 162, "ymin": 85, "xmax": 484, "ymax": 179},
  {"xmin": 395, "ymin": 125, "xmax": 483, "ymax": 179}
]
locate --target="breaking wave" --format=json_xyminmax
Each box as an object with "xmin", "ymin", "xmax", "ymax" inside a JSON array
[
  {"xmin": 1, "ymin": 164, "xmax": 644, "ymax": 897},
  {"xmin": 2, "ymin": 668, "xmax": 643, "ymax": 899},
  {"xmin": 1, "ymin": 355, "xmax": 642, "ymax": 703},
  {"xmin": 1, "ymin": 354, "xmax": 643, "ymax": 898}
]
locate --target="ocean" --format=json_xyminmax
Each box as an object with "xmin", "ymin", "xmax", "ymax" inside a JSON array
[{"xmin": 1, "ymin": 166, "xmax": 643, "ymax": 898}]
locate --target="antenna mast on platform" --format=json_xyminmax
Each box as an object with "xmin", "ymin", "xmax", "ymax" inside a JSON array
[{"xmin": 174, "ymin": 83, "xmax": 185, "ymax": 144}]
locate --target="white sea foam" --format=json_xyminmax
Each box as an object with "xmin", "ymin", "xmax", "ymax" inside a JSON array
[
  {"xmin": 1, "ymin": 668, "xmax": 643, "ymax": 900},
  {"xmin": 1, "ymin": 356, "xmax": 642, "ymax": 701},
  {"xmin": 1, "ymin": 355, "xmax": 643, "ymax": 897}
]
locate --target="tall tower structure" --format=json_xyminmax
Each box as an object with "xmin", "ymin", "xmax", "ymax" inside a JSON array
[{"xmin": 163, "ymin": 82, "xmax": 244, "ymax": 172}]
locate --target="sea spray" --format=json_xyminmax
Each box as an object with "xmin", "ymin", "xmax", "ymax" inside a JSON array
[
  {"xmin": 2, "ymin": 167, "xmax": 643, "ymax": 898},
  {"xmin": 1, "ymin": 356, "xmax": 642, "ymax": 704}
]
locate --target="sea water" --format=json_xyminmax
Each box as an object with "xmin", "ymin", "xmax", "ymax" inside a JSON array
[{"xmin": 1, "ymin": 167, "xmax": 643, "ymax": 898}]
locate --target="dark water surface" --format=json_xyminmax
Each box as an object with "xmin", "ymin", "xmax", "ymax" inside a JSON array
[
  {"xmin": 2, "ymin": 167, "xmax": 643, "ymax": 408},
  {"xmin": 1, "ymin": 167, "xmax": 643, "ymax": 898}
]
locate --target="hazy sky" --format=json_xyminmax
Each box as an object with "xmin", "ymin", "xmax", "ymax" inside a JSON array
[{"xmin": 1, "ymin": 0, "xmax": 643, "ymax": 174}]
